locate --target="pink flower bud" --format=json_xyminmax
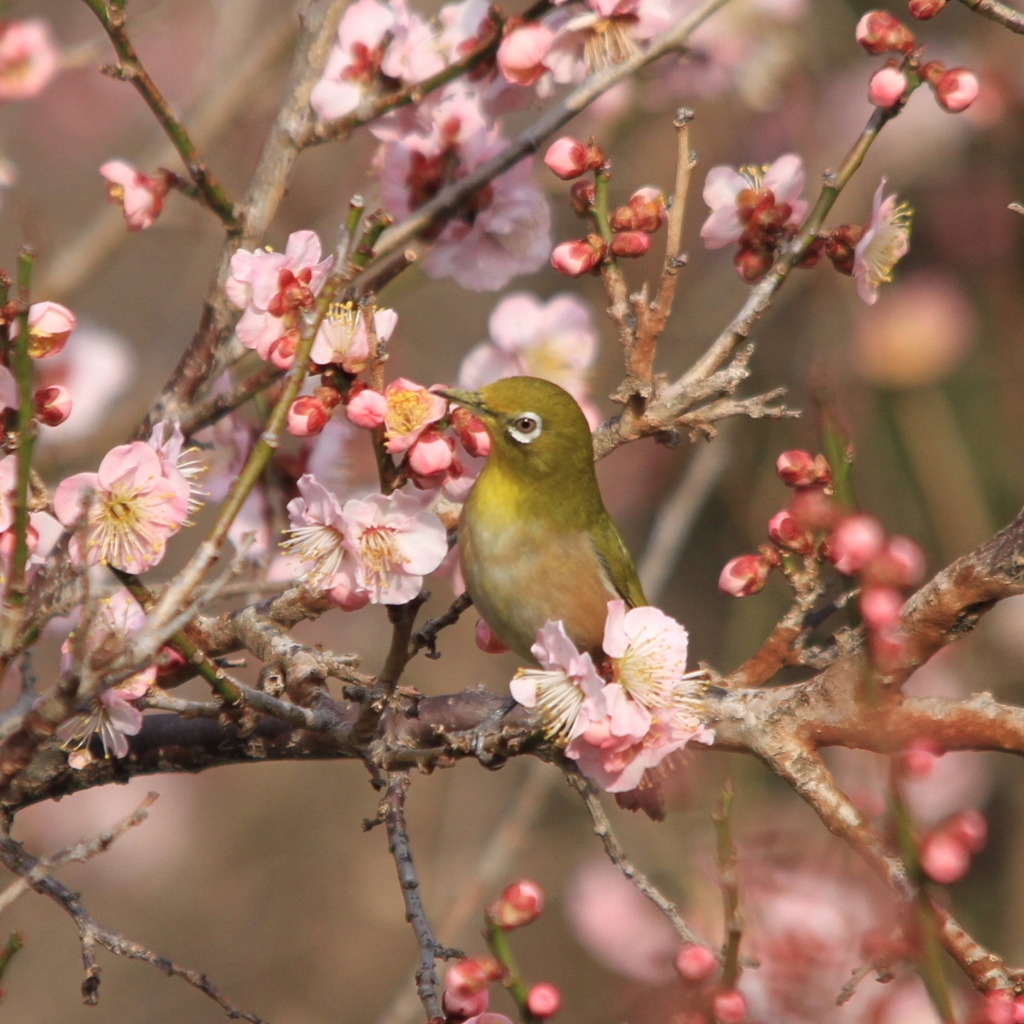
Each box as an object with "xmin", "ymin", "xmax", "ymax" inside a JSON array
[
  {"xmin": 827, "ymin": 514, "xmax": 886, "ymax": 576},
  {"xmin": 267, "ymin": 331, "xmax": 298, "ymax": 371},
  {"xmin": 908, "ymin": 0, "xmax": 947, "ymax": 18},
  {"xmin": 949, "ymin": 809, "xmax": 988, "ymax": 853},
  {"xmin": 406, "ymin": 429, "xmax": 454, "ymax": 477},
  {"xmin": 550, "ymin": 234, "xmax": 606, "ymax": 277},
  {"xmin": 33, "ymin": 384, "xmax": 72, "ymax": 426},
  {"xmin": 446, "ymin": 956, "xmax": 502, "ymax": 995},
  {"xmin": 855, "ymin": 11, "xmax": 916, "ymax": 54},
  {"xmin": 899, "ymin": 738, "xmax": 941, "ymax": 778},
  {"xmin": 451, "ymin": 407, "xmax": 490, "ymax": 457},
  {"xmin": 875, "ymin": 534, "xmax": 926, "ymax": 588},
  {"xmin": 712, "ymin": 989, "xmax": 748, "ymax": 1024},
  {"xmin": 920, "ymin": 828, "xmax": 971, "ymax": 884},
  {"xmin": 327, "ymin": 579, "xmax": 370, "ymax": 611},
  {"xmin": 860, "ymin": 584, "xmax": 904, "ymax": 630},
  {"xmin": 544, "ymin": 137, "xmax": 590, "ymax": 180},
  {"xmin": 776, "ymin": 449, "xmax": 831, "ymax": 487},
  {"xmin": 733, "ymin": 244, "xmax": 774, "ymax": 282},
  {"xmin": 674, "ymin": 943, "xmax": 718, "ymax": 983},
  {"xmin": 26, "ymin": 300, "xmax": 76, "ymax": 358},
  {"xmin": 934, "ymin": 67, "xmax": 980, "ymax": 113},
  {"xmin": 345, "ymin": 387, "xmax": 388, "ymax": 428},
  {"xmin": 610, "ymin": 230, "xmax": 651, "ymax": 258},
  {"xmin": 718, "ymin": 554, "xmax": 773, "ymax": 597},
  {"xmin": 475, "ymin": 618, "xmax": 509, "ymax": 654},
  {"xmin": 496, "ymin": 23, "xmax": 553, "ymax": 86},
  {"xmin": 287, "ymin": 395, "xmax": 329, "ymax": 437},
  {"xmin": 443, "ymin": 985, "xmax": 490, "ymax": 1019},
  {"xmin": 980, "ymin": 991, "xmax": 1016, "ymax": 1024},
  {"xmin": 526, "ymin": 983, "xmax": 561, "ymax": 1018},
  {"xmin": 768, "ymin": 509, "xmax": 816, "ymax": 555},
  {"xmin": 868, "ymin": 65, "xmax": 909, "ymax": 108},
  {"xmin": 488, "ymin": 879, "xmax": 544, "ymax": 929}
]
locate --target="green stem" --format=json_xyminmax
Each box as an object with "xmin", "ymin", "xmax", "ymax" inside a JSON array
[
  {"xmin": 0, "ymin": 250, "xmax": 38, "ymax": 655},
  {"xmin": 0, "ymin": 931, "xmax": 23, "ymax": 981},
  {"xmin": 485, "ymin": 920, "xmax": 538, "ymax": 1023}
]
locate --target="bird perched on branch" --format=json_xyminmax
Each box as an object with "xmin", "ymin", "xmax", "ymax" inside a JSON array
[{"xmin": 437, "ymin": 376, "xmax": 646, "ymax": 662}]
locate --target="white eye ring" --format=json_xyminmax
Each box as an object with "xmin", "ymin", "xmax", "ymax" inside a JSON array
[{"xmin": 508, "ymin": 412, "xmax": 543, "ymax": 444}]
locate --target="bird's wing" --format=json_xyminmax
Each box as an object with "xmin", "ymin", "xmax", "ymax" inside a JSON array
[{"xmin": 593, "ymin": 515, "xmax": 648, "ymax": 609}]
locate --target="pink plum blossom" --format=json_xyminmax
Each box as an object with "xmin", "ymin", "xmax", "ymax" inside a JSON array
[
  {"xmin": 310, "ymin": 0, "xmax": 443, "ymax": 121},
  {"xmin": 852, "ymin": 179, "xmax": 911, "ymax": 305},
  {"xmin": 381, "ymin": 378, "xmax": 448, "ymax": 454},
  {"xmin": 458, "ymin": 291, "xmax": 598, "ymax": 413},
  {"xmin": 53, "ymin": 441, "xmax": 191, "ymax": 573},
  {"xmin": 56, "ymin": 590, "xmax": 155, "ymax": 766},
  {"xmin": 0, "ymin": 19, "xmax": 59, "ymax": 101},
  {"xmin": 602, "ymin": 601, "xmax": 689, "ymax": 711},
  {"xmin": 700, "ymin": 153, "xmax": 807, "ymax": 249},
  {"xmin": 497, "ymin": 23, "xmax": 555, "ymax": 86},
  {"xmin": 510, "ymin": 618, "xmax": 606, "ymax": 739},
  {"xmin": 342, "ymin": 490, "xmax": 448, "ymax": 604},
  {"xmin": 376, "ymin": 84, "xmax": 551, "ymax": 290},
  {"xmin": 311, "ymin": 303, "xmax": 397, "ymax": 373},
  {"xmin": 100, "ymin": 160, "xmax": 170, "ymax": 230},
  {"xmin": 283, "ymin": 473, "xmax": 362, "ymax": 595},
  {"xmin": 226, "ymin": 230, "xmax": 335, "ymax": 366}
]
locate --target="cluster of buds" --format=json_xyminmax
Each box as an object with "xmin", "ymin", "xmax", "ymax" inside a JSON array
[
  {"xmin": 545, "ymin": 135, "xmax": 667, "ymax": 277},
  {"xmin": 720, "ymin": 449, "xmax": 926, "ymax": 669},
  {"xmin": 856, "ymin": 10, "xmax": 979, "ymax": 114},
  {"xmin": 0, "ymin": 300, "xmax": 77, "ymax": 430},
  {"xmin": 919, "ymin": 809, "xmax": 987, "ymax": 885},
  {"xmin": 342, "ymin": 377, "xmax": 489, "ymax": 492},
  {"xmin": 673, "ymin": 943, "xmax": 750, "ymax": 1023},
  {"xmin": 443, "ymin": 881, "xmax": 560, "ymax": 1023}
]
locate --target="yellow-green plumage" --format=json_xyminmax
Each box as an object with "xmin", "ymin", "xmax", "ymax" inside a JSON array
[{"xmin": 439, "ymin": 376, "xmax": 646, "ymax": 663}]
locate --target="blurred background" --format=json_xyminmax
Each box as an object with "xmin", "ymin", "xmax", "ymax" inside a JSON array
[{"xmin": 3, "ymin": 0, "xmax": 1024, "ymax": 1021}]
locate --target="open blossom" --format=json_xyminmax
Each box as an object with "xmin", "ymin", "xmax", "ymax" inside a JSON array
[
  {"xmin": 343, "ymin": 490, "xmax": 448, "ymax": 603},
  {"xmin": 56, "ymin": 590, "xmax": 155, "ymax": 767},
  {"xmin": 458, "ymin": 292, "xmax": 598, "ymax": 412},
  {"xmin": 283, "ymin": 473, "xmax": 363, "ymax": 598},
  {"xmin": 226, "ymin": 230, "xmax": 335, "ymax": 367},
  {"xmin": 100, "ymin": 160, "xmax": 170, "ymax": 230},
  {"xmin": 510, "ymin": 619, "xmax": 606, "ymax": 739},
  {"xmin": 0, "ymin": 19, "xmax": 59, "ymax": 101},
  {"xmin": 700, "ymin": 153, "xmax": 807, "ymax": 249},
  {"xmin": 376, "ymin": 84, "xmax": 551, "ymax": 290},
  {"xmin": 53, "ymin": 441, "xmax": 191, "ymax": 573},
  {"xmin": 284, "ymin": 478, "xmax": 447, "ymax": 605},
  {"xmin": 497, "ymin": 23, "xmax": 555, "ymax": 86},
  {"xmin": 853, "ymin": 179, "xmax": 911, "ymax": 304},
  {"xmin": 382, "ymin": 378, "xmax": 448, "ymax": 454},
  {"xmin": 310, "ymin": 0, "xmax": 443, "ymax": 121},
  {"xmin": 311, "ymin": 302, "xmax": 398, "ymax": 373}
]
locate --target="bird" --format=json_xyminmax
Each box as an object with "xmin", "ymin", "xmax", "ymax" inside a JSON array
[{"xmin": 437, "ymin": 376, "xmax": 646, "ymax": 663}]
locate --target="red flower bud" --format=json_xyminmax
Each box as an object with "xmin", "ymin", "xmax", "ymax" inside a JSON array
[
  {"xmin": 719, "ymin": 553, "xmax": 774, "ymax": 596},
  {"xmin": 569, "ymin": 179, "xmax": 596, "ymax": 216},
  {"xmin": 526, "ymin": 982, "xmax": 561, "ymax": 1019},
  {"xmin": 855, "ymin": 10, "xmax": 916, "ymax": 54},
  {"xmin": 775, "ymin": 449, "xmax": 832, "ymax": 487},
  {"xmin": 610, "ymin": 229, "xmax": 651, "ymax": 258},
  {"xmin": 544, "ymin": 137, "xmax": 590, "ymax": 180},
  {"xmin": 908, "ymin": 0, "xmax": 947, "ymax": 18},
  {"xmin": 933, "ymin": 67, "xmax": 980, "ymax": 113},
  {"xmin": 551, "ymin": 234, "xmax": 606, "ymax": 277},
  {"xmin": 868, "ymin": 65, "xmax": 909, "ymax": 109},
  {"xmin": 33, "ymin": 384, "xmax": 72, "ymax": 426},
  {"xmin": 675, "ymin": 943, "xmax": 718, "ymax": 983},
  {"xmin": 487, "ymin": 879, "xmax": 544, "ymax": 929},
  {"xmin": 287, "ymin": 395, "xmax": 329, "ymax": 437}
]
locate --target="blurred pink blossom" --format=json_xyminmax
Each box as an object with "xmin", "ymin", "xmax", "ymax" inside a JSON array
[
  {"xmin": 100, "ymin": 160, "xmax": 170, "ymax": 230},
  {"xmin": 376, "ymin": 85, "xmax": 551, "ymax": 290},
  {"xmin": 852, "ymin": 179, "xmax": 911, "ymax": 305},
  {"xmin": 0, "ymin": 19, "xmax": 59, "ymax": 101}
]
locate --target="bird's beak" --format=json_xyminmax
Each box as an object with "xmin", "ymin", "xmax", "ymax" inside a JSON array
[{"xmin": 434, "ymin": 386, "xmax": 487, "ymax": 417}]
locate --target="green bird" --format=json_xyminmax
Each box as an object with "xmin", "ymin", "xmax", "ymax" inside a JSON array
[{"xmin": 438, "ymin": 376, "xmax": 647, "ymax": 662}]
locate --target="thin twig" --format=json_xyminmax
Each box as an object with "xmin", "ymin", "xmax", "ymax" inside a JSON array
[
  {"xmin": 378, "ymin": 773, "xmax": 461, "ymax": 1020},
  {"xmin": 565, "ymin": 768, "xmax": 703, "ymax": 944}
]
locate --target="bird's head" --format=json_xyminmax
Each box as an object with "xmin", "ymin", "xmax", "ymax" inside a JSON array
[{"xmin": 437, "ymin": 376, "xmax": 595, "ymax": 479}]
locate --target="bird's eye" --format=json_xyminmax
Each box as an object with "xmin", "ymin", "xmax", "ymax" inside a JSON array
[{"xmin": 507, "ymin": 412, "xmax": 543, "ymax": 444}]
